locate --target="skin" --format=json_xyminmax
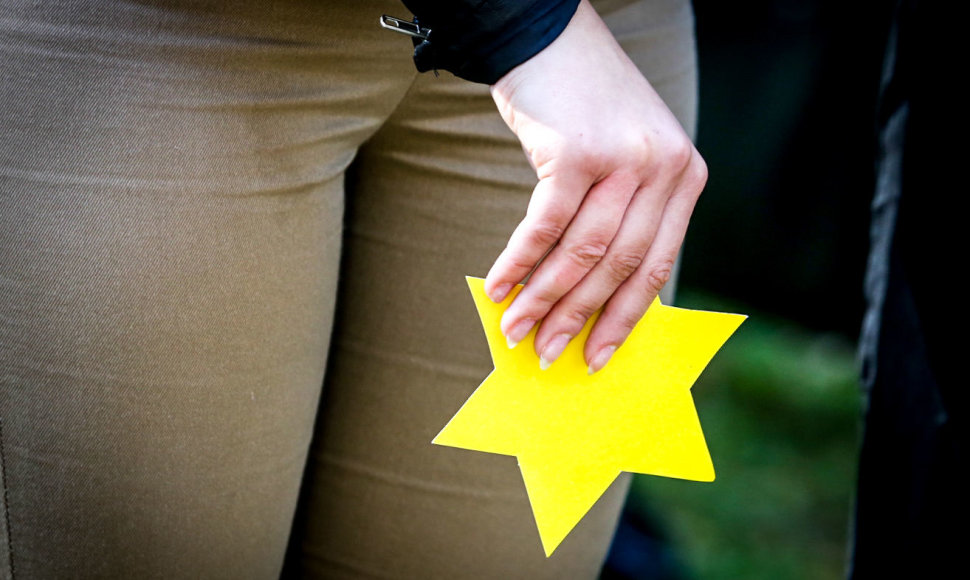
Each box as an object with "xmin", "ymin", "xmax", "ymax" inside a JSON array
[{"xmin": 484, "ymin": 0, "xmax": 708, "ymax": 374}]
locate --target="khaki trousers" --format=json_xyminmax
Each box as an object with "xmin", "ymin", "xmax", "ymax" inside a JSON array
[{"xmin": 0, "ymin": 0, "xmax": 697, "ymax": 577}]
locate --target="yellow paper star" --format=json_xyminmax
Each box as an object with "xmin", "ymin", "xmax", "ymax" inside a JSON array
[{"xmin": 433, "ymin": 277, "xmax": 746, "ymax": 556}]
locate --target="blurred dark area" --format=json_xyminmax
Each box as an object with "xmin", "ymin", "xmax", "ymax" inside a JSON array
[
  {"xmin": 604, "ymin": 1, "xmax": 898, "ymax": 578},
  {"xmin": 680, "ymin": 0, "xmax": 895, "ymax": 338}
]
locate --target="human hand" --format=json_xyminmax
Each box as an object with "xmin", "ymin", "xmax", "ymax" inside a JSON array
[{"xmin": 484, "ymin": 0, "xmax": 707, "ymax": 374}]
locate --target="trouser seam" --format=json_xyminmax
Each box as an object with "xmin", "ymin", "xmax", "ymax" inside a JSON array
[{"xmin": 0, "ymin": 418, "xmax": 14, "ymax": 579}]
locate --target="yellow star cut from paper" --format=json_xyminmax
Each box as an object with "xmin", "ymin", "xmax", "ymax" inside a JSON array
[{"xmin": 434, "ymin": 277, "xmax": 746, "ymax": 556}]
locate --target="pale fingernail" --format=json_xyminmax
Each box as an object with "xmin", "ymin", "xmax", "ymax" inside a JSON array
[
  {"xmin": 587, "ymin": 346, "xmax": 617, "ymax": 375},
  {"xmin": 506, "ymin": 318, "xmax": 535, "ymax": 349},
  {"xmin": 489, "ymin": 283, "xmax": 513, "ymax": 303},
  {"xmin": 539, "ymin": 334, "xmax": 572, "ymax": 370}
]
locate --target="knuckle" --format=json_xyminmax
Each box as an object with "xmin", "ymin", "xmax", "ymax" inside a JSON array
[
  {"xmin": 506, "ymin": 252, "xmax": 537, "ymax": 273},
  {"xmin": 634, "ymin": 135, "xmax": 692, "ymax": 180},
  {"xmin": 565, "ymin": 300, "xmax": 598, "ymax": 326},
  {"xmin": 684, "ymin": 154, "xmax": 709, "ymax": 197},
  {"xmin": 527, "ymin": 220, "xmax": 566, "ymax": 249},
  {"xmin": 529, "ymin": 285, "xmax": 571, "ymax": 316},
  {"xmin": 630, "ymin": 140, "xmax": 657, "ymax": 177},
  {"xmin": 529, "ymin": 139, "xmax": 562, "ymax": 168},
  {"xmin": 664, "ymin": 136, "xmax": 694, "ymax": 174},
  {"xmin": 605, "ymin": 250, "xmax": 644, "ymax": 283},
  {"xmin": 533, "ymin": 289, "xmax": 560, "ymax": 309},
  {"xmin": 564, "ymin": 239, "xmax": 610, "ymax": 270},
  {"xmin": 693, "ymin": 154, "xmax": 709, "ymax": 186},
  {"xmin": 627, "ymin": 138, "xmax": 652, "ymax": 166},
  {"xmin": 555, "ymin": 309, "xmax": 591, "ymax": 334},
  {"xmin": 643, "ymin": 258, "xmax": 675, "ymax": 295}
]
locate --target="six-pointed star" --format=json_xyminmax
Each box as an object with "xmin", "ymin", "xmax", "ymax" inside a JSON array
[{"xmin": 434, "ymin": 277, "xmax": 746, "ymax": 556}]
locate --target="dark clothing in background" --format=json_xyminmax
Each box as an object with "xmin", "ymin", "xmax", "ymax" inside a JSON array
[{"xmin": 853, "ymin": 0, "xmax": 964, "ymax": 576}]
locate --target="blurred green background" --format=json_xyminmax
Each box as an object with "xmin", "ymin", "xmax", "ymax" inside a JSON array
[
  {"xmin": 618, "ymin": 292, "xmax": 861, "ymax": 580},
  {"xmin": 603, "ymin": 1, "xmax": 897, "ymax": 578}
]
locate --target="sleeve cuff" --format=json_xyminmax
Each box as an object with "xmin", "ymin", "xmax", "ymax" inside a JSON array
[{"xmin": 406, "ymin": 0, "xmax": 581, "ymax": 85}]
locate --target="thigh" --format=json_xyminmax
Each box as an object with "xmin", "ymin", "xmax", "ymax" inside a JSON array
[
  {"xmin": 0, "ymin": 1, "xmax": 410, "ymax": 577},
  {"xmin": 286, "ymin": 1, "xmax": 698, "ymax": 577}
]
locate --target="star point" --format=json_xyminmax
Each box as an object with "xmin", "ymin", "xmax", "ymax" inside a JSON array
[{"xmin": 434, "ymin": 277, "xmax": 745, "ymax": 556}]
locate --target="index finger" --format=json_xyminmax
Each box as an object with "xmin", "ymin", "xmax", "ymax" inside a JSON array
[{"xmin": 484, "ymin": 170, "xmax": 592, "ymax": 303}]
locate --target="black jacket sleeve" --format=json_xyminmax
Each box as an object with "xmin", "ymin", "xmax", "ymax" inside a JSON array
[{"xmin": 400, "ymin": 0, "xmax": 581, "ymax": 84}]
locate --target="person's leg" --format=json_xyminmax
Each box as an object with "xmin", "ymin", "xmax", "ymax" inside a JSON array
[
  {"xmin": 850, "ymin": 254, "xmax": 964, "ymax": 578},
  {"xmin": 284, "ymin": 1, "xmax": 698, "ymax": 577},
  {"xmin": 0, "ymin": 1, "xmax": 411, "ymax": 577}
]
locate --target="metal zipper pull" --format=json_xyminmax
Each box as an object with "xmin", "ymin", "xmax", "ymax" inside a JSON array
[{"xmin": 379, "ymin": 15, "xmax": 430, "ymax": 40}]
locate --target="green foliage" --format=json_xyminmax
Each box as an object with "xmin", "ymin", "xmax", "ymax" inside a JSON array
[{"xmin": 627, "ymin": 292, "xmax": 862, "ymax": 580}]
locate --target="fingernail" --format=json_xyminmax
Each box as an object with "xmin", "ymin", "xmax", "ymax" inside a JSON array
[
  {"xmin": 587, "ymin": 346, "xmax": 617, "ymax": 375},
  {"xmin": 506, "ymin": 318, "xmax": 535, "ymax": 349},
  {"xmin": 539, "ymin": 334, "xmax": 572, "ymax": 370},
  {"xmin": 489, "ymin": 283, "xmax": 513, "ymax": 303}
]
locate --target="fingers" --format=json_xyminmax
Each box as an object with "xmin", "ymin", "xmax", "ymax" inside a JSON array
[
  {"xmin": 531, "ymin": 179, "xmax": 668, "ymax": 366},
  {"xmin": 482, "ymin": 0, "xmax": 706, "ymax": 374},
  {"xmin": 496, "ymin": 171, "xmax": 641, "ymax": 347},
  {"xmin": 533, "ymin": 149, "xmax": 707, "ymax": 372},
  {"xmin": 484, "ymin": 169, "xmax": 592, "ymax": 306},
  {"xmin": 487, "ymin": 132, "xmax": 705, "ymax": 374},
  {"xmin": 583, "ymin": 154, "xmax": 707, "ymax": 373}
]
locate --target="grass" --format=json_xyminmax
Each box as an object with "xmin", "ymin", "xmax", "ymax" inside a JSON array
[{"xmin": 624, "ymin": 292, "xmax": 863, "ymax": 580}]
